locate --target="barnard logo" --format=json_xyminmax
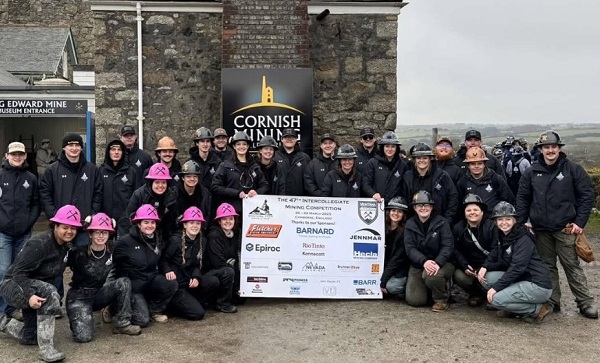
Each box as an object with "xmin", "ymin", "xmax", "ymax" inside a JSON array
[{"xmin": 358, "ymin": 201, "xmax": 378, "ymax": 225}]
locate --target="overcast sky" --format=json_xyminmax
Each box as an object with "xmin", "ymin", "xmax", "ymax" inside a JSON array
[{"xmin": 397, "ymin": 1, "xmax": 600, "ymax": 125}]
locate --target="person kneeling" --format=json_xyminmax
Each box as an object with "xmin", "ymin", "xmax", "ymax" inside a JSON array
[
  {"xmin": 478, "ymin": 202, "xmax": 552, "ymax": 323},
  {"xmin": 66, "ymin": 213, "xmax": 141, "ymax": 342}
]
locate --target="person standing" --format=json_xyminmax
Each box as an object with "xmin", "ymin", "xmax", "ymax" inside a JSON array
[
  {"xmin": 274, "ymin": 128, "xmax": 311, "ymax": 196},
  {"xmin": 213, "ymin": 128, "xmax": 234, "ymax": 162},
  {"xmin": 35, "ymin": 139, "xmax": 57, "ymax": 177},
  {"xmin": 0, "ymin": 142, "xmax": 41, "ymax": 321},
  {"xmin": 454, "ymin": 129, "xmax": 505, "ymax": 179},
  {"xmin": 120, "ymin": 126, "xmax": 153, "ymax": 189},
  {"xmin": 321, "ymin": 144, "xmax": 362, "ymax": 198},
  {"xmin": 255, "ymin": 136, "xmax": 286, "ymax": 195},
  {"xmin": 187, "ymin": 127, "xmax": 221, "ymax": 191},
  {"xmin": 362, "ymin": 131, "xmax": 407, "ymax": 204},
  {"xmin": 434, "ymin": 137, "xmax": 462, "ymax": 186},
  {"xmin": 304, "ymin": 133, "xmax": 337, "ymax": 196},
  {"xmin": 153, "ymin": 137, "xmax": 182, "ymax": 182},
  {"xmin": 39, "ymin": 134, "xmax": 103, "ymax": 247},
  {"xmin": 175, "ymin": 160, "xmax": 213, "ymax": 226},
  {"xmin": 516, "ymin": 130, "xmax": 598, "ymax": 319},
  {"xmin": 355, "ymin": 127, "xmax": 378, "ymax": 174}
]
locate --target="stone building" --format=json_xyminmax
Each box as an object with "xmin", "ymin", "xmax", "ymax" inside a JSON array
[{"xmin": 1, "ymin": 0, "xmax": 406, "ymax": 162}]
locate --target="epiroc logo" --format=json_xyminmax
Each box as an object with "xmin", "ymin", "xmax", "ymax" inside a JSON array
[
  {"xmin": 353, "ymin": 243, "xmax": 379, "ymax": 260},
  {"xmin": 245, "ymin": 243, "xmax": 281, "ymax": 253}
]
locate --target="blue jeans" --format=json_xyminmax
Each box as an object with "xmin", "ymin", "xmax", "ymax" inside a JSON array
[
  {"xmin": 0, "ymin": 232, "xmax": 30, "ymax": 314},
  {"xmin": 385, "ymin": 276, "xmax": 407, "ymax": 298},
  {"xmin": 483, "ymin": 271, "xmax": 552, "ymax": 316}
]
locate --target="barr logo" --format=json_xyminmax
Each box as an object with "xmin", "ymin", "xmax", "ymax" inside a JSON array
[
  {"xmin": 371, "ymin": 264, "xmax": 380, "ymax": 273},
  {"xmin": 231, "ymin": 76, "xmax": 305, "ymax": 115},
  {"xmin": 246, "ymin": 224, "xmax": 282, "ymax": 238}
]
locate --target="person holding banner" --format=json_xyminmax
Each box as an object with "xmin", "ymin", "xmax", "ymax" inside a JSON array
[
  {"xmin": 321, "ymin": 144, "xmax": 362, "ymax": 198},
  {"xmin": 404, "ymin": 191, "xmax": 455, "ymax": 312},
  {"xmin": 202, "ymin": 203, "xmax": 240, "ymax": 313},
  {"xmin": 211, "ymin": 131, "xmax": 269, "ymax": 215},
  {"xmin": 380, "ymin": 196, "xmax": 410, "ymax": 299},
  {"xmin": 452, "ymin": 194, "xmax": 497, "ymax": 307}
]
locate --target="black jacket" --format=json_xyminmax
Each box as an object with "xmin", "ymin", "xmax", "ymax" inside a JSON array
[
  {"xmin": 120, "ymin": 183, "xmax": 179, "ymax": 239},
  {"xmin": 356, "ymin": 143, "xmax": 377, "ymax": 174},
  {"xmin": 404, "ymin": 215, "xmax": 454, "ymax": 269},
  {"xmin": 160, "ymin": 233, "xmax": 204, "ymax": 287},
  {"xmin": 202, "ymin": 225, "xmax": 241, "ymax": 273},
  {"xmin": 98, "ymin": 142, "xmax": 138, "ymax": 222},
  {"xmin": 211, "ymin": 158, "xmax": 269, "ymax": 213},
  {"xmin": 0, "ymin": 160, "xmax": 40, "ymax": 237},
  {"xmin": 213, "ymin": 146, "xmax": 234, "ymax": 162},
  {"xmin": 256, "ymin": 159, "xmax": 286, "ymax": 196},
  {"xmin": 454, "ymin": 150, "xmax": 506, "ymax": 180},
  {"xmin": 482, "ymin": 224, "xmax": 552, "ymax": 291},
  {"xmin": 125, "ymin": 143, "xmax": 153, "ymax": 189},
  {"xmin": 380, "ymin": 227, "xmax": 409, "ymax": 288},
  {"xmin": 2, "ymin": 231, "xmax": 70, "ymax": 300},
  {"xmin": 187, "ymin": 146, "xmax": 222, "ymax": 191},
  {"xmin": 175, "ymin": 179, "xmax": 213, "ymax": 225},
  {"xmin": 516, "ymin": 152, "xmax": 595, "ymax": 232},
  {"xmin": 67, "ymin": 245, "xmax": 113, "ymax": 290},
  {"xmin": 39, "ymin": 152, "xmax": 103, "ymax": 219},
  {"xmin": 113, "ymin": 226, "xmax": 162, "ymax": 293},
  {"xmin": 452, "ymin": 218, "xmax": 498, "ymax": 270},
  {"xmin": 362, "ymin": 155, "xmax": 407, "ymax": 202},
  {"xmin": 436, "ymin": 158, "xmax": 462, "ymax": 186},
  {"xmin": 456, "ymin": 168, "xmax": 515, "ymax": 214},
  {"xmin": 304, "ymin": 151, "xmax": 336, "ymax": 197},
  {"xmin": 401, "ymin": 165, "xmax": 459, "ymax": 223},
  {"xmin": 274, "ymin": 144, "xmax": 311, "ymax": 196},
  {"xmin": 321, "ymin": 166, "xmax": 362, "ymax": 198}
]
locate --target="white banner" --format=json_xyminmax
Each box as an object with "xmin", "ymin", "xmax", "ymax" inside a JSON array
[{"xmin": 241, "ymin": 195, "xmax": 385, "ymax": 299}]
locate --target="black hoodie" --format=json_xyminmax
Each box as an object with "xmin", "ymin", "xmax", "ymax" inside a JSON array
[
  {"xmin": 98, "ymin": 139, "xmax": 138, "ymax": 221},
  {"xmin": 0, "ymin": 159, "xmax": 40, "ymax": 237},
  {"xmin": 187, "ymin": 146, "xmax": 222, "ymax": 190},
  {"xmin": 274, "ymin": 144, "xmax": 311, "ymax": 196}
]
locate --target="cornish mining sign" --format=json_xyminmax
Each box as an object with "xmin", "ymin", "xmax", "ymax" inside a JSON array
[
  {"xmin": 222, "ymin": 69, "xmax": 314, "ymax": 154},
  {"xmin": 0, "ymin": 100, "xmax": 88, "ymax": 116}
]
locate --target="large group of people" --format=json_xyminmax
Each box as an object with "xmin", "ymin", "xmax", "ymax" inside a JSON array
[{"xmin": 0, "ymin": 125, "xmax": 597, "ymax": 361}]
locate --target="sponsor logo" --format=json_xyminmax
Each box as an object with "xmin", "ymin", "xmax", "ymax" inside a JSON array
[
  {"xmin": 278, "ymin": 262, "xmax": 293, "ymax": 271},
  {"xmin": 353, "ymin": 279, "xmax": 377, "ymax": 286},
  {"xmin": 302, "ymin": 242, "xmax": 325, "ymax": 249},
  {"xmin": 244, "ymin": 262, "xmax": 269, "ymax": 270},
  {"xmin": 371, "ymin": 264, "xmax": 380, "ymax": 273},
  {"xmin": 246, "ymin": 224, "xmax": 282, "ymax": 238},
  {"xmin": 355, "ymin": 288, "xmax": 376, "ymax": 296},
  {"xmin": 248, "ymin": 200, "xmax": 272, "ymax": 216},
  {"xmin": 252, "ymin": 284, "xmax": 263, "ymax": 294},
  {"xmin": 302, "ymin": 251, "xmax": 325, "ymax": 257},
  {"xmin": 358, "ymin": 201, "xmax": 378, "ymax": 225},
  {"xmin": 350, "ymin": 228, "xmax": 382, "ymax": 241},
  {"xmin": 323, "ymin": 286, "xmax": 337, "ymax": 296},
  {"xmin": 289, "ymin": 286, "xmax": 301, "ymax": 295},
  {"xmin": 320, "ymin": 279, "xmax": 341, "ymax": 284},
  {"xmin": 245, "ymin": 243, "xmax": 281, "ymax": 253},
  {"xmin": 337, "ymin": 264, "xmax": 360, "ymax": 272},
  {"xmin": 302, "ymin": 262, "xmax": 326, "ymax": 272},
  {"xmin": 296, "ymin": 227, "xmax": 334, "ymax": 235},
  {"xmin": 247, "ymin": 276, "xmax": 268, "ymax": 283},
  {"xmin": 283, "ymin": 277, "xmax": 308, "ymax": 283},
  {"xmin": 353, "ymin": 242, "xmax": 379, "ymax": 260}
]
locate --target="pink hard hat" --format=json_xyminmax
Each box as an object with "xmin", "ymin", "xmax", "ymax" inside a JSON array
[
  {"xmin": 50, "ymin": 205, "xmax": 83, "ymax": 227},
  {"xmin": 145, "ymin": 163, "xmax": 172, "ymax": 180},
  {"xmin": 131, "ymin": 204, "xmax": 161, "ymax": 223},
  {"xmin": 181, "ymin": 207, "xmax": 206, "ymax": 223},
  {"xmin": 86, "ymin": 213, "xmax": 115, "ymax": 232},
  {"xmin": 215, "ymin": 203, "xmax": 238, "ymax": 220}
]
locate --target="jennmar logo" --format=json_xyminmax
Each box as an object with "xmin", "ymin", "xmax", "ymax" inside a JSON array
[
  {"xmin": 350, "ymin": 228, "xmax": 382, "ymax": 241},
  {"xmin": 353, "ymin": 243, "xmax": 378, "ymax": 260}
]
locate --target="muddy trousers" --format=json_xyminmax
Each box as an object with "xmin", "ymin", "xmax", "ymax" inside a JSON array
[
  {"xmin": 535, "ymin": 231, "xmax": 594, "ymax": 308},
  {"xmin": 453, "ymin": 269, "xmax": 485, "ymax": 297},
  {"xmin": 405, "ymin": 264, "xmax": 455, "ymax": 307},
  {"xmin": 482, "ymin": 271, "xmax": 552, "ymax": 316},
  {"xmin": 168, "ymin": 276, "xmax": 220, "ymax": 320},
  {"xmin": 66, "ymin": 277, "xmax": 134, "ymax": 343},
  {"xmin": 204, "ymin": 266, "xmax": 236, "ymax": 309},
  {"xmin": 130, "ymin": 274, "xmax": 177, "ymax": 327}
]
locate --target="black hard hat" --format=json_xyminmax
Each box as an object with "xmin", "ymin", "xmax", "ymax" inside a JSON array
[
  {"xmin": 281, "ymin": 128, "xmax": 297, "ymax": 138},
  {"xmin": 335, "ymin": 144, "xmax": 357, "ymax": 159},
  {"xmin": 463, "ymin": 193, "xmax": 487, "ymax": 211},
  {"xmin": 510, "ymin": 145, "xmax": 525, "ymax": 156},
  {"xmin": 180, "ymin": 160, "xmax": 201, "ymax": 175},
  {"xmin": 378, "ymin": 131, "xmax": 402, "ymax": 145},
  {"xmin": 386, "ymin": 196, "xmax": 409, "ymax": 211},
  {"xmin": 231, "ymin": 131, "xmax": 251, "ymax": 144},
  {"xmin": 491, "ymin": 201, "xmax": 517, "ymax": 219},
  {"xmin": 411, "ymin": 190, "xmax": 435, "ymax": 205},
  {"xmin": 257, "ymin": 136, "xmax": 278, "ymax": 149},
  {"xmin": 534, "ymin": 130, "xmax": 564, "ymax": 149},
  {"xmin": 193, "ymin": 127, "xmax": 214, "ymax": 141},
  {"xmin": 411, "ymin": 142, "xmax": 435, "ymax": 157}
]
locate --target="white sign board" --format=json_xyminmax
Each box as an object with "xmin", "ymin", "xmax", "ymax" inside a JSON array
[{"xmin": 241, "ymin": 195, "xmax": 385, "ymax": 299}]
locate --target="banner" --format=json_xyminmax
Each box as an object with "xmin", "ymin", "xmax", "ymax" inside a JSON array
[{"xmin": 241, "ymin": 195, "xmax": 385, "ymax": 299}]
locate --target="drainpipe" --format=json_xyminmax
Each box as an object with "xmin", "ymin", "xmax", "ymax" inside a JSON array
[{"xmin": 136, "ymin": 2, "xmax": 145, "ymax": 148}]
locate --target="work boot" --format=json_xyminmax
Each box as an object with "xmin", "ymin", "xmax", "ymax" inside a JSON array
[
  {"xmin": 150, "ymin": 313, "xmax": 168, "ymax": 323},
  {"xmin": 580, "ymin": 305, "xmax": 599, "ymax": 319},
  {"xmin": 1, "ymin": 313, "xmax": 24, "ymax": 340},
  {"xmin": 523, "ymin": 304, "xmax": 551, "ymax": 324},
  {"xmin": 9, "ymin": 309, "xmax": 24, "ymax": 321},
  {"xmin": 112, "ymin": 324, "xmax": 142, "ymax": 336},
  {"xmin": 101, "ymin": 307, "xmax": 112, "ymax": 324},
  {"xmin": 496, "ymin": 310, "xmax": 519, "ymax": 319},
  {"xmin": 431, "ymin": 302, "xmax": 448, "ymax": 312},
  {"xmin": 467, "ymin": 296, "xmax": 484, "ymax": 307},
  {"xmin": 37, "ymin": 315, "xmax": 65, "ymax": 362},
  {"xmin": 217, "ymin": 305, "xmax": 238, "ymax": 313}
]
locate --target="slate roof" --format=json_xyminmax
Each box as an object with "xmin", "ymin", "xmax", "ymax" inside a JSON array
[
  {"xmin": 0, "ymin": 27, "xmax": 77, "ymax": 75},
  {"xmin": 0, "ymin": 69, "xmax": 28, "ymax": 86}
]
